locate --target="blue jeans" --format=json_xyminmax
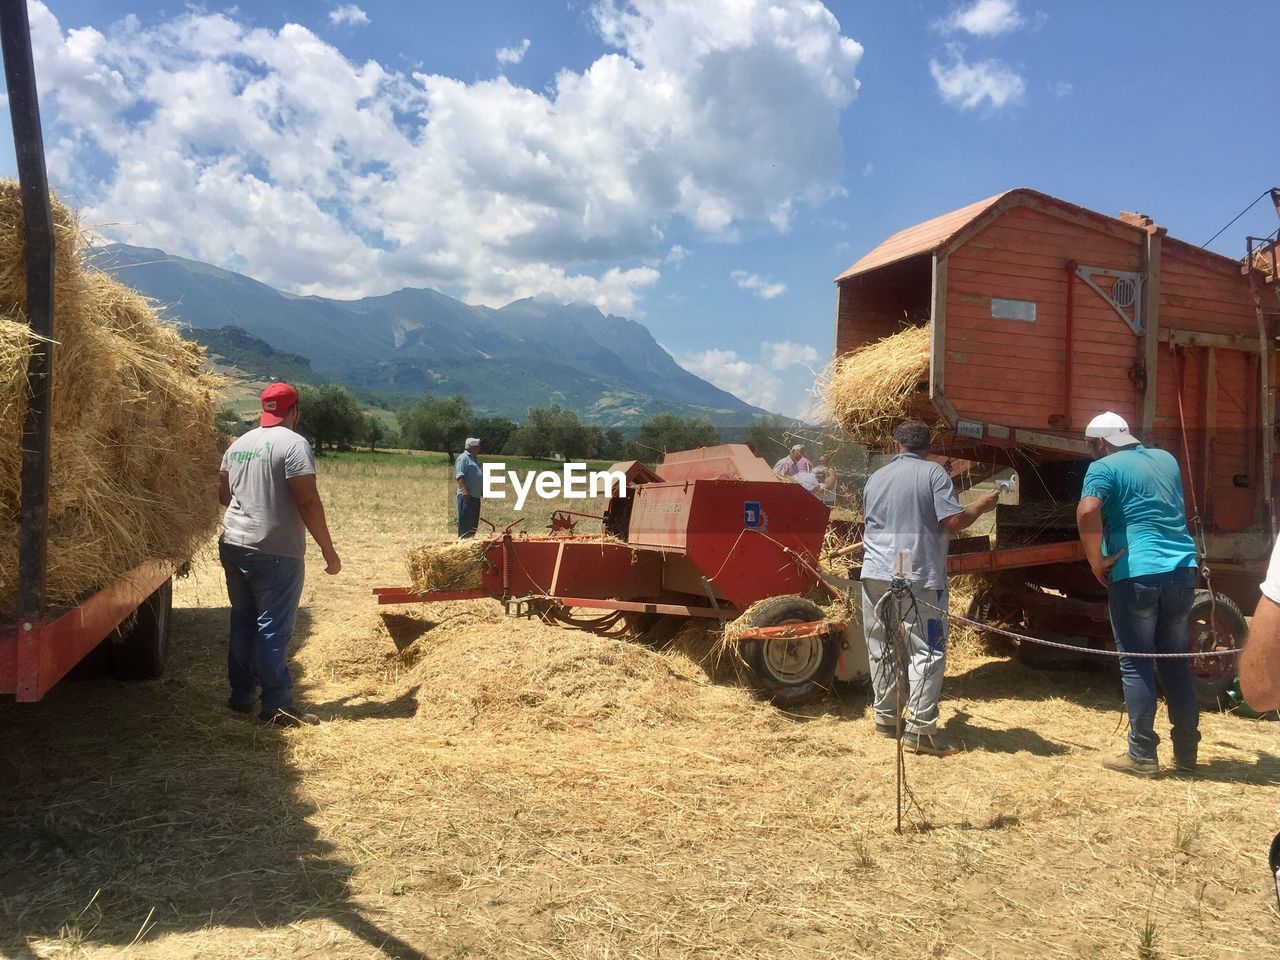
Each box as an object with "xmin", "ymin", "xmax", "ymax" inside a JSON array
[
  {"xmin": 1108, "ymin": 567, "xmax": 1200, "ymax": 763},
  {"xmin": 220, "ymin": 542, "xmax": 306, "ymax": 713},
  {"xmin": 457, "ymin": 493, "xmax": 481, "ymax": 539}
]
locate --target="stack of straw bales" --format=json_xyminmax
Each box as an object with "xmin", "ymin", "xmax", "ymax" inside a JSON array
[
  {"xmin": 408, "ymin": 540, "xmax": 487, "ymax": 593},
  {"xmin": 0, "ymin": 182, "xmax": 223, "ymax": 617},
  {"xmin": 819, "ymin": 324, "xmax": 934, "ymax": 447}
]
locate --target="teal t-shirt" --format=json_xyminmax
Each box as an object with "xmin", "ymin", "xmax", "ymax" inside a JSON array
[{"xmin": 1080, "ymin": 445, "xmax": 1197, "ymax": 581}]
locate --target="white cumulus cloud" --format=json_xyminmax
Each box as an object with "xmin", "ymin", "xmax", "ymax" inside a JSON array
[
  {"xmin": 930, "ymin": 49, "xmax": 1025, "ymax": 110},
  {"xmin": 497, "ymin": 38, "xmax": 531, "ymax": 66},
  {"xmin": 26, "ymin": 0, "xmax": 863, "ymax": 315},
  {"xmin": 675, "ymin": 340, "xmax": 821, "ymax": 414},
  {"xmin": 732, "ymin": 270, "xmax": 787, "ymax": 299},
  {"xmin": 937, "ymin": 0, "xmax": 1024, "ymax": 36},
  {"xmin": 766, "ymin": 340, "xmax": 818, "ymax": 370},
  {"xmin": 329, "ymin": 5, "xmax": 369, "ymax": 27}
]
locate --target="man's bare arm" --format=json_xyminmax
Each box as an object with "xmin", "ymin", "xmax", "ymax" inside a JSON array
[
  {"xmin": 1076, "ymin": 495, "xmax": 1123, "ymax": 587},
  {"xmin": 1241, "ymin": 596, "xmax": 1280, "ymax": 711},
  {"xmin": 940, "ymin": 489, "xmax": 999, "ymax": 533},
  {"xmin": 286, "ymin": 474, "xmax": 341, "ymax": 575},
  {"xmin": 219, "ymin": 471, "xmax": 231, "ymax": 507}
]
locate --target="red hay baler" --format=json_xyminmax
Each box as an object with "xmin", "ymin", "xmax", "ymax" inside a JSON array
[{"xmin": 375, "ymin": 444, "xmax": 861, "ymax": 705}]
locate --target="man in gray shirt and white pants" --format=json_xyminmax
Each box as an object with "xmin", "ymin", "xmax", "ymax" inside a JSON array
[{"xmin": 861, "ymin": 421, "xmax": 997, "ymax": 756}]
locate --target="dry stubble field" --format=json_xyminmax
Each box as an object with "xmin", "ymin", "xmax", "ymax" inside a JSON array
[{"xmin": 3, "ymin": 451, "xmax": 1280, "ymax": 960}]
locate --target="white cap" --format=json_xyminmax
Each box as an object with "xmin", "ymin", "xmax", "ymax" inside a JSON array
[
  {"xmin": 1084, "ymin": 412, "xmax": 1140, "ymax": 448},
  {"xmin": 465, "ymin": 437, "xmax": 481, "ymax": 448},
  {"xmin": 790, "ymin": 443, "xmax": 805, "ymax": 452}
]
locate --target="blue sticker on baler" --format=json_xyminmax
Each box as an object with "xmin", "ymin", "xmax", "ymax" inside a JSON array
[{"xmin": 744, "ymin": 501, "xmax": 766, "ymax": 530}]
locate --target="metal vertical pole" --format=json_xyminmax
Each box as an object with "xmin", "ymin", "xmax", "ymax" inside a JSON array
[{"xmin": 2, "ymin": 0, "xmax": 55, "ymax": 622}]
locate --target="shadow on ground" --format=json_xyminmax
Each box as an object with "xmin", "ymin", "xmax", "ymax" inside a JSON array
[{"xmin": 0, "ymin": 604, "xmax": 426, "ymax": 958}]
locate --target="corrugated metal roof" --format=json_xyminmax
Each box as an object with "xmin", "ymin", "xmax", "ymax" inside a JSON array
[{"xmin": 836, "ymin": 191, "xmax": 1009, "ymax": 280}]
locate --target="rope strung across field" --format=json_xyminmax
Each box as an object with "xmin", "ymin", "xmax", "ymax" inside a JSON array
[{"xmin": 910, "ymin": 593, "xmax": 1241, "ymax": 660}]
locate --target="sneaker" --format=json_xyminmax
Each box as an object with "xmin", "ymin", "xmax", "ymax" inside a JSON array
[
  {"xmin": 1101, "ymin": 752, "xmax": 1159, "ymax": 777},
  {"xmin": 227, "ymin": 697, "xmax": 254, "ymax": 715},
  {"xmin": 903, "ymin": 733, "xmax": 959, "ymax": 757},
  {"xmin": 874, "ymin": 721, "xmax": 900, "ymax": 739},
  {"xmin": 259, "ymin": 705, "xmax": 320, "ymax": 727},
  {"xmin": 1172, "ymin": 756, "xmax": 1198, "ymax": 775}
]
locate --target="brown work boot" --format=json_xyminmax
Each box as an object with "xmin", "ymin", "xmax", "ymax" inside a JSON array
[
  {"xmin": 1101, "ymin": 752, "xmax": 1159, "ymax": 777},
  {"xmin": 903, "ymin": 733, "xmax": 959, "ymax": 757}
]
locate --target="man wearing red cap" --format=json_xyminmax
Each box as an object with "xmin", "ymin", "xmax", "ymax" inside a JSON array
[{"xmin": 218, "ymin": 382, "xmax": 341, "ymax": 726}]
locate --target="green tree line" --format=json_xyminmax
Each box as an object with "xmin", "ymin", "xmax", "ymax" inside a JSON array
[{"xmin": 219, "ymin": 385, "xmax": 808, "ymax": 465}]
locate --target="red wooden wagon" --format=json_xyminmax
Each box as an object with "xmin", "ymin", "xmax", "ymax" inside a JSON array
[{"xmin": 834, "ymin": 188, "xmax": 1280, "ymax": 699}]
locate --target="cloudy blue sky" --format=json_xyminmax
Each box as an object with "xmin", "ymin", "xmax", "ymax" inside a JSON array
[{"xmin": 2, "ymin": 1, "xmax": 1277, "ymax": 416}]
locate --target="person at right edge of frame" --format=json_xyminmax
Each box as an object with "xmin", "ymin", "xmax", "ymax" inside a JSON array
[
  {"xmin": 455, "ymin": 437, "xmax": 483, "ymax": 539},
  {"xmin": 1076, "ymin": 411, "xmax": 1201, "ymax": 777},
  {"xmin": 861, "ymin": 420, "xmax": 999, "ymax": 757},
  {"xmin": 1239, "ymin": 536, "xmax": 1280, "ymax": 712}
]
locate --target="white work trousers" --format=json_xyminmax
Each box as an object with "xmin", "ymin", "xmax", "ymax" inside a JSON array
[{"xmin": 861, "ymin": 578, "xmax": 949, "ymax": 736}]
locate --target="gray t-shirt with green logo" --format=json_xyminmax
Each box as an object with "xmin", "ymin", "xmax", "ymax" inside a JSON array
[{"xmin": 220, "ymin": 426, "xmax": 316, "ymax": 559}]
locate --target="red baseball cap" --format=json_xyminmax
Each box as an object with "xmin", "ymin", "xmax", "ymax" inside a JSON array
[{"xmin": 260, "ymin": 382, "xmax": 298, "ymax": 426}]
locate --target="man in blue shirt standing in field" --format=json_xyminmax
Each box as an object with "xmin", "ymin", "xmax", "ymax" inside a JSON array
[
  {"xmin": 455, "ymin": 437, "xmax": 483, "ymax": 539},
  {"xmin": 1077, "ymin": 411, "xmax": 1200, "ymax": 777}
]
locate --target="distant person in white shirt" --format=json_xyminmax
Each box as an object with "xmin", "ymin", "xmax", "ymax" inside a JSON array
[
  {"xmin": 774, "ymin": 444, "xmax": 809, "ymax": 478},
  {"xmin": 1242, "ymin": 538, "xmax": 1280, "ymax": 711}
]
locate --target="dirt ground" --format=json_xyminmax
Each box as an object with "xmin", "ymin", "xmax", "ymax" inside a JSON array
[{"xmin": 3, "ymin": 453, "xmax": 1280, "ymax": 959}]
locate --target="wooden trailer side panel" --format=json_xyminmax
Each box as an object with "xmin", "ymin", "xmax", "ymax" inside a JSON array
[
  {"xmin": 1161, "ymin": 244, "xmax": 1259, "ymax": 336},
  {"xmin": 943, "ymin": 204, "xmax": 1144, "ymax": 431},
  {"xmin": 1152, "ymin": 244, "xmax": 1267, "ymax": 534}
]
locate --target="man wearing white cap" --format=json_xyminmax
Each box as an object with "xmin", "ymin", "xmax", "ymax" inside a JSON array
[
  {"xmin": 773, "ymin": 444, "xmax": 809, "ymax": 478},
  {"xmin": 455, "ymin": 437, "xmax": 483, "ymax": 539},
  {"xmin": 1077, "ymin": 411, "xmax": 1200, "ymax": 776}
]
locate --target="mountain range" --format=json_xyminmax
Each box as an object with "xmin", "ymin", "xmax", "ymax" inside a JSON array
[{"xmin": 90, "ymin": 244, "xmax": 769, "ymax": 427}]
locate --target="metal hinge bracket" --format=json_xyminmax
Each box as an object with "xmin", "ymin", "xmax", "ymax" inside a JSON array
[{"xmin": 1075, "ymin": 265, "xmax": 1146, "ymax": 335}]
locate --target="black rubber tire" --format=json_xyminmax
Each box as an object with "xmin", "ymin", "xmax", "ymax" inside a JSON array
[
  {"xmin": 1186, "ymin": 589, "xmax": 1247, "ymax": 708},
  {"xmin": 737, "ymin": 595, "xmax": 838, "ymax": 707},
  {"xmin": 111, "ymin": 578, "xmax": 174, "ymax": 680}
]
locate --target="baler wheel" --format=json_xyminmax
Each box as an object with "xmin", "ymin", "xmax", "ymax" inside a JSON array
[
  {"xmin": 736, "ymin": 595, "xmax": 838, "ymax": 707},
  {"xmin": 1187, "ymin": 590, "xmax": 1247, "ymax": 708}
]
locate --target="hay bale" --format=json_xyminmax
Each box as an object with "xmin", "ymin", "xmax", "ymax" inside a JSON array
[
  {"xmin": 0, "ymin": 182, "xmax": 223, "ymax": 618},
  {"xmin": 819, "ymin": 324, "xmax": 934, "ymax": 446},
  {"xmin": 407, "ymin": 540, "xmax": 486, "ymax": 593}
]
